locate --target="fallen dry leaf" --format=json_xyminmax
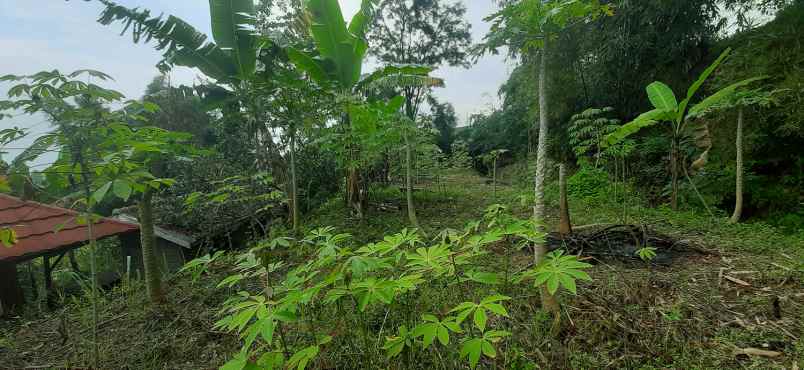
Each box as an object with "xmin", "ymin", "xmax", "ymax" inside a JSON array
[
  {"xmin": 734, "ymin": 348, "xmax": 782, "ymax": 358},
  {"xmin": 725, "ymin": 275, "xmax": 751, "ymax": 287}
]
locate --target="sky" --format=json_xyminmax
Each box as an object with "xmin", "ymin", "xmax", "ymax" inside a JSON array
[{"xmin": 0, "ymin": 0, "xmax": 513, "ymax": 163}]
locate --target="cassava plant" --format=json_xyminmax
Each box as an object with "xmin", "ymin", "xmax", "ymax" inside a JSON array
[
  {"xmin": 183, "ymin": 204, "xmax": 592, "ymax": 369},
  {"xmin": 482, "ymin": 149, "xmax": 508, "ymax": 200}
]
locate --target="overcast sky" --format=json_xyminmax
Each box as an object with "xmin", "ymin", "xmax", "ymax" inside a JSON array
[{"xmin": 0, "ymin": 0, "xmax": 513, "ymax": 164}]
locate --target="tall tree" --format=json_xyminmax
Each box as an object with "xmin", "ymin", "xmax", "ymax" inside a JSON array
[
  {"xmin": 142, "ymin": 76, "xmax": 215, "ymax": 147},
  {"xmin": 427, "ymin": 96, "xmax": 458, "ymax": 155},
  {"xmin": 368, "ymin": 0, "xmax": 472, "ymax": 119},
  {"xmin": 479, "ymin": 0, "xmax": 611, "ymax": 318}
]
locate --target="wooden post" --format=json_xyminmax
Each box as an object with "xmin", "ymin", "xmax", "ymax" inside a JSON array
[
  {"xmin": 43, "ymin": 255, "xmax": 54, "ymax": 307},
  {"xmin": 0, "ymin": 261, "xmax": 24, "ymax": 315}
]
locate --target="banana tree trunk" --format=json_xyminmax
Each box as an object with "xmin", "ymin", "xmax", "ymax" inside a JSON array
[
  {"xmin": 289, "ymin": 128, "xmax": 299, "ymax": 232},
  {"xmin": 670, "ymin": 137, "xmax": 680, "ymax": 210},
  {"xmin": 533, "ymin": 44, "xmax": 561, "ymax": 319},
  {"xmin": 343, "ymin": 112, "xmax": 365, "ymax": 219},
  {"xmin": 730, "ymin": 107, "xmax": 744, "ymax": 223},
  {"xmin": 558, "ymin": 163, "xmax": 572, "ymax": 236},
  {"xmin": 404, "ymin": 130, "xmax": 421, "ymax": 230},
  {"xmin": 139, "ymin": 187, "xmax": 164, "ymax": 304}
]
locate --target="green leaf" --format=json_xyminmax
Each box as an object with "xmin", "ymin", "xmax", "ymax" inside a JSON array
[
  {"xmin": 678, "ymin": 48, "xmax": 732, "ymax": 119},
  {"xmin": 481, "ymin": 340, "xmax": 496, "ymax": 358},
  {"xmin": 256, "ymin": 352, "xmax": 284, "ymax": 369},
  {"xmin": 112, "ymin": 180, "xmax": 133, "ymax": 201},
  {"xmin": 480, "ymin": 295, "xmax": 511, "ymax": 304},
  {"xmin": 220, "ymin": 353, "xmax": 247, "ymax": 370},
  {"xmin": 413, "ymin": 323, "xmax": 437, "ymax": 348},
  {"xmin": 484, "ymin": 303, "xmax": 509, "ymax": 317},
  {"xmin": 437, "ymin": 326, "xmax": 449, "ymax": 346},
  {"xmin": 306, "ymin": 0, "xmax": 361, "ymax": 88},
  {"xmin": 546, "ymin": 275, "xmax": 560, "ymax": 295},
  {"xmin": 287, "ymin": 48, "xmax": 330, "ymax": 87},
  {"xmin": 558, "ymin": 273, "xmax": 577, "ymax": 294},
  {"xmin": 287, "ymin": 345, "xmax": 319, "ymax": 370},
  {"xmin": 646, "ymin": 81, "xmax": 678, "ymax": 111},
  {"xmin": 460, "ymin": 338, "xmax": 483, "ymax": 369},
  {"xmin": 1, "ymin": 228, "xmax": 17, "ymax": 248},
  {"xmin": 97, "ymin": 3, "xmax": 238, "ymax": 82},
  {"xmin": 208, "ymin": 0, "xmax": 256, "ymax": 77},
  {"xmin": 603, "ymin": 109, "xmax": 673, "ymax": 147},
  {"xmin": 688, "ymin": 77, "xmax": 767, "ymax": 118},
  {"xmin": 259, "ymin": 317, "xmax": 275, "ymax": 345},
  {"xmin": 92, "ymin": 181, "xmax": 113, "ymax": 204},
  {"xmin": 473, "ymin": 308, "xmax": 487, "ymax": 332}
]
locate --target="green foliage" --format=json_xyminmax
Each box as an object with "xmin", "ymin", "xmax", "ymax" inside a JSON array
[
  {"xmin": 460, "ymin": 330, "xmax": 511, "ymax": 369},
  {"xmin": 636, "ymin": 246, "xmax": 658, "ymax": 262},
  {"xmin": 0, "ymin": 227, "xmax": 17, "ymax": 248},
  {"xmin": 567, "ymin": 167, "xmax": 610, "ymax": 198},
  {"xmin": 448, "ymin": 140, "xmax": 473, "ymax": 169},
  {"xmin": 519, "ymin": 251, "xmax": 593, "ymax": 295},
  {"xmin": 568, "ymin": 107, "xmax": 622, "ymax": 166},
  {"xmin": 480, "ymin": 0, "xmax": 612, "ymax": 55},
  {"xmin": 97, "ymin": 0, "xmax": 262, "ymax": 82},
  {"xmin": 178, "ymin": 201, "xmax": 594, "ymax": 369},
  {"xmin": 448, "ymin": 295, "xmax": 511, "ymax": 332}
]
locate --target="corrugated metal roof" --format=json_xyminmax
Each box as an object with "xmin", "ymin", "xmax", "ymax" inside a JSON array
[
  {"xmin": 0, "ymin": 194, "xmax": 139, "ymax": 262},
  {"xmin": 114, "ymin": 214, "xmax": 196, "ymax": 248}
]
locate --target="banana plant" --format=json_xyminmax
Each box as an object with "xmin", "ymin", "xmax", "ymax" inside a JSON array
[
  {"xmin": 97, "ymin": 0, "xmax": 263, "ymax": 85},
  {"xmin": 604, "ymin": 48, "xmax": 764, "ymax": 210},
  {"xmin": 96, "ymin": 0, "xmax": 287, "ymax": 172},
  {"xmin": 287, "ymin": 0, "xmax": 441, "ymax": 218}
]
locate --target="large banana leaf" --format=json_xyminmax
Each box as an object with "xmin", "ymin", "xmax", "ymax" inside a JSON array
[
  {"xmin": 686, "ymin": 76, "xmax": 766, "ymax": 172},
  {"xmin": 676, "ymin": 48, "xmax": 732, "ymax": 124},
  {"xmin": 348, "ymin": 0, "xmax": 375, "ymax": 40},
  {"xmin": 98, "ymin": 1, "xmax": 238, "ymax": 83},
  {"xmin": 209, "ymin": 0, "xmax": 257, "ymax": 78},
  {"xmin": 603, "ymin": 109, "xmax": 674, "ymax": 147},
  {"xmin": 305, "ymin": 0, "xmax": 372, "ymax": 89},
  {"xmin": 646, "ymin": 82, "xmax": 678, "ymax": 112},
  {"xmin": 287, "ymin": 48, "xmax": 331, "ymax": 88},
  {"xmin": 688, "ymin": 77, "xmax": 767, "ymax": 118}
]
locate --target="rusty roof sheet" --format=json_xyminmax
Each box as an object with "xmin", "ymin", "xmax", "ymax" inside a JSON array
[{"xmin": 0, "ymin": 194, "xmax": 139, "ymax": 262}]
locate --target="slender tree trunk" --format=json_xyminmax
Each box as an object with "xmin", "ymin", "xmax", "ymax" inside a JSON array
[
  {"xmin": 347, "ymin": 169, "xmax": 363, "ymax": 218},
  {"xmin": 138, "ymin": 187, "xmax": 164, "ymax": 304},
  {"xmin": 289, "ymin": 129, "xmax": 299, "ymax": 232},
  {"xmin": 492, "ymin": 158, "xmax": 497, "ymax": 200},
  {"xmin": 670, "ymin": 137, "xmax": 680, "ymax": 210},
  {"xmin": 79, "ymin": 170, "xmax": 99, "ymax": 368},
  {"xmin": 730, "ymin": 108, "xmax": 744, "ymax": 223},
  {"xmin": 558, "ymin": 163, "xmax": 572, "ymax": 236},
  {"xmin": 404, "ymin": 130, "xmax": 421, "ymax": 230},
  {"xmin": 533, "ymin": 45, "xmax": 561, "ymax": 320}
]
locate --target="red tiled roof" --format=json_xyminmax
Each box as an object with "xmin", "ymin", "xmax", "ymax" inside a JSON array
[{"xmin": 0, "ymin": 194, "xmax": 139, "ymax": 262}]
